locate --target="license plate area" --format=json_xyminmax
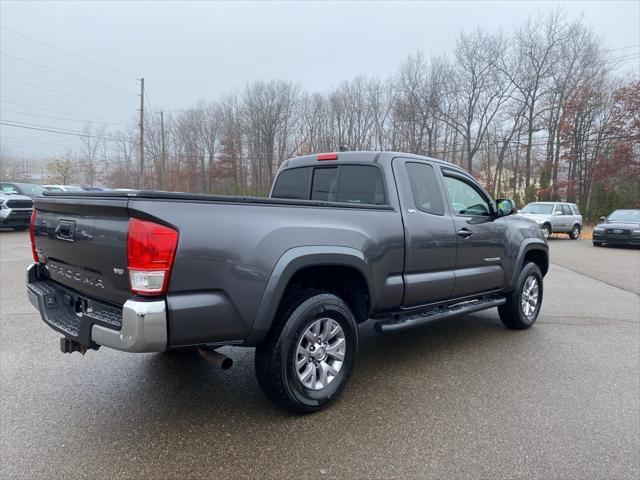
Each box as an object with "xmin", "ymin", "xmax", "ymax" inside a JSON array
[{"xmin": 29, "ymin": 274, "xmax": 123, "ymax": 345}]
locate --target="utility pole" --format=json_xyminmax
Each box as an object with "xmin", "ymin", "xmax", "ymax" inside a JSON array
[
  {"xmin": 138, "ymin": 77, "xmax": 144, "ymax": 189},
  {"xmin": 160, "ymin": 110, "xmax": 166, "ymax": 190}
]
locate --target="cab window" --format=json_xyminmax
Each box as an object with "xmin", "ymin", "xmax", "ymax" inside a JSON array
[
  {"xmin": 336, "ymin": 165, "xmax": 385, "ymax": 204},
  {"xmin": 443, "ymin": 175, "xmax": 490, "ymax": 216},
  {"xmin": 271, "ymin": 167, "xmax": 311, "ymax": 200},
  {"xmin": 406, "ymin": 162, "xmax": 444, "ymax": 215},
  {"xmin": 273, "ymin": 165, "xmax": 386, "ymax": 205}
]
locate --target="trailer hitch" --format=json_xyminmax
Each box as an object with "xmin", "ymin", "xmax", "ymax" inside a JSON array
[{"xmin": 59, "ymin": 338, "xmax": 99, "ymax": 355}]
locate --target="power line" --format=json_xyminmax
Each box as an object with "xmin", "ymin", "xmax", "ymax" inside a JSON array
[
  {"xmin": 606, "ymin": 43, "xmax": 640, "ymax": 53},
  {"xmin": 0, "ymin": 51, "xmax": 138, "ymax": 96},
  {"xmin": 1, "ymin": 120, "xmax": 128, "ymax": 142},
  {"xmin": 1, "ymin": 76, "xmax": 133, "ymax": 110},
  {"xmin": 0, "ymin": 24, "xmax": 139, "ymax": 80},
  {"xmin": 0, "ymin": 99, "xmax": 127, "ymax": 123},
  {"xmin": 1, "ymin": 109, "xmax": 130, "ymax": 127},
  {"xmin": 603, "ymin": 52, "xmax": 640, "ymax": 64}
]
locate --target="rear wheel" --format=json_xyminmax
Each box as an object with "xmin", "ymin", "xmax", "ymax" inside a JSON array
[
  {"xmin": 255, "ymin": 290, "xmax": 358, "ymax": 414},
  {"xmin": 499, "ymin": 262, "xmax": 543, "ymax": 329},
  {"xmin": 569, "ymin": 224, "xmax": 581, "ymax": 240}
]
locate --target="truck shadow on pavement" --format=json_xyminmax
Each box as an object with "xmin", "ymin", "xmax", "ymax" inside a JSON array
[{"xmin": 115, "ymin": 313, "xmax": 531, "ymax": 426}]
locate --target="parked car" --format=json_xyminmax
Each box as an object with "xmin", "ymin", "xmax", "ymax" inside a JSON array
[
  {"xmin": 518, "ymin": 201, "xmax": 583, "ymax": 239},
  {"xmin": 42, "ymin": 185, "xmax": 85, "ymax": 192},
  {"xmin": 592, "ymin": 209, "xmax": 640, "ymax": 247},
  {"xmin": 82, "ymin": 186, "xmax": 110, "ymax": 192},
  {"xmin": 0, "ymin": 182, "xmax": 47, "ymax": 198},
  {"xmin": 0, "ymin": 192, "xmax": 33, "ymax": 230},
  {"xmin": 26, "ymin": 151, "xmax": 548, "ymax": 413}
]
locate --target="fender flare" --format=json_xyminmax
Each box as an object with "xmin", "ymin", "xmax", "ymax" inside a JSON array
[
  {"xmin": 508, "ymin": 239, "xmax": 549, "ymax": 290},
  {"xmin": 244, "ymin": 246, "xmax": 373, "ymax": 345}
]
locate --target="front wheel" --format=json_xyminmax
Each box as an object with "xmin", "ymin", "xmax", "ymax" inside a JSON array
[
  {"xmin": 255, "ymin": 290, "xmax": 358, "ymax": 414},
  {"xmin": 542, "ymin": 224, "xmax": 552, "ymax": 239},
  {"xmin": 499, "ymin": 262, "xmax": 543, "ymax": 329},
  {"xmin": 593, "ymin": 241, "xmax": 602, "ymax": 247},
  {"xmin": 569, "ymin": 224, "xmax": 581, "ymax": 240}
]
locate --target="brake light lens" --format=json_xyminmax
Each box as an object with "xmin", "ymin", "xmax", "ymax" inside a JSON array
[
  {"xmin": 127, "ymin": 218, "xmax": 178, "ymax": 295},
  {"xmin": 29, "ymin": 209, "xmax": 39, "ymax": 262},
  {"xmin": 317, "ymin": 152, "xmax": 338, "ymax": 161}
]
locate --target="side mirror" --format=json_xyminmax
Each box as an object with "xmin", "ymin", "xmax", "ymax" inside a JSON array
[
  {"xmin": 599, "ymin": 216, "xmax": 606, "ymax": 222},
  {"xmin": 495, "ymin": 198, "xmax": 515, "ymax": 217},
  {"xmin": 553, "ymin": 211, "xmax": 561, "ymax": 216}
]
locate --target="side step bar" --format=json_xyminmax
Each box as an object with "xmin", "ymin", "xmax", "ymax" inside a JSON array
[{"xmin": 375, "ymin": 295, "xmax": 506, "ymax": 334}]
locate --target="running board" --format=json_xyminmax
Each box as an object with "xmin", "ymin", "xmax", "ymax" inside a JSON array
[{"xmin": 374, "ymin": 295, "xmax": 506, "ymax": 334}]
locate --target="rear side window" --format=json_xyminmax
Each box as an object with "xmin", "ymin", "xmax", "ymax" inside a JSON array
[
  {"xmin": 271, "ymin": 167, "xmax": 311, "ymax": 199},
  {"xmin": 406, "ymin": 162, "xmax": 444, "ymax": 215},
  {"xmin": 336, "ymin": 165, "xmax": 386, "ymax": 204}
]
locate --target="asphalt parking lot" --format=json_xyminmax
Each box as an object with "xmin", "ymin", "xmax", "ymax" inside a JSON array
[{"xmin": 1, "ymin": 230, "xmax": 638, "ymax": 479}]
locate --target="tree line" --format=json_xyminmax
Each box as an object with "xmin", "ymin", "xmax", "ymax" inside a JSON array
[{"xmin": 38, "ymin": 10, "xmax": 640, "ymax": 220}]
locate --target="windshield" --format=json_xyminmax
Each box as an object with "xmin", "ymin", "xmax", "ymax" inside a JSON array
[
  {"xmin": 607, "ymin": 210, "xmax": 640, "ymax": 223},
  {"xmin": 16, "ymin": 184, "xmax": 46, "ymax": 196},
  {"xmin": 521, "ymin": 203, "xmax": 554, "ymax": 214}
]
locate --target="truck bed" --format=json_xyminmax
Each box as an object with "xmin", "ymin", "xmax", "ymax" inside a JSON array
[{"xmin": 32, "ymin": 190, "xmax": 404, "ymax": 347}]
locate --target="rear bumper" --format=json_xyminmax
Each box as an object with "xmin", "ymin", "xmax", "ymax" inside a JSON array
[{"xmin": 27, "ymin": 263, "xmax": 167, "ymax": 352}]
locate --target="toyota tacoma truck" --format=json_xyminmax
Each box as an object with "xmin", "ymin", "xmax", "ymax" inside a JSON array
[{"xmin": 27, "ymin": 151, "xmax": 548, "ymax": 413}]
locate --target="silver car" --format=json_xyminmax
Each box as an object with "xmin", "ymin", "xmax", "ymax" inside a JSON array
[
  {"xmin": 0, "ymin": 192, "xmax": 33, "ymax": 230},
  {"xmin": 519, "ymin": 202, "xmax": 583, "ymax": 239}
]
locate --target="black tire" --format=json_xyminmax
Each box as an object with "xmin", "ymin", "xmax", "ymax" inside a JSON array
[
  {"xmin": 498, "ymin": 262, "xmax": 543, "ymax": 330},
  {"xmin": 255, "ymin": 289, "xmax": 358, "ymax": 414},
  {"xmin": 569, "ymin": 224, "xmax": 581, "ymax": 240},
  {"xmin": 542, "ymin": 224, "xmax": 552, "ymax": 239},
  {"xmin": 593, "ymin": 241, "xmax": 602, "ymax": 247}
]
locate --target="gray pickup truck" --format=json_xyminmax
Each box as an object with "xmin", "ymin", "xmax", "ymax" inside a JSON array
[{"xmin": 27, "ymin": 151, "xmax": 548, "ymax": 413}]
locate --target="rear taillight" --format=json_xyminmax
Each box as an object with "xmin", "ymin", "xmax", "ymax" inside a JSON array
[
  {"xmin": 29, "ymin": 209, "xmax": 39, "ymax": 262},
  {"xmin": 126, "ymin": 218, "xmax": 178, "ymax": 296}
]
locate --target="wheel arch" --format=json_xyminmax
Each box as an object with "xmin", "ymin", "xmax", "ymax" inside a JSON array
[
  {"xmin": 508, "ymin": 240, "xmax": 549, "ymax": 291},
  {"xmin": 245, "ymin": 246, "xmax": 373, "ymax": 345}
]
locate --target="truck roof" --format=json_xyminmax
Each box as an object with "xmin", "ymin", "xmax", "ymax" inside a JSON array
[{"xmin": 280, "ymin": 151, "xmax": 466, "ymax": 173}]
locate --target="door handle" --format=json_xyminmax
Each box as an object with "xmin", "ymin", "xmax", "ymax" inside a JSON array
[{"xmin": 457, "ymin": 228, "xmax": 473, "ymax": 238}]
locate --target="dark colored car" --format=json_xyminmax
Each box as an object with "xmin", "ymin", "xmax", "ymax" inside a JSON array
[
  {"xmin": 26, "ymin": 151, "xmax": 549, "ymax": 413},
  {"xmin": 0, "ymin": 182, "xmax": 47, "ymax": 198},
  {"xmin": 592, "ymin": 209, "xmax": 640, "ymax": 247}
]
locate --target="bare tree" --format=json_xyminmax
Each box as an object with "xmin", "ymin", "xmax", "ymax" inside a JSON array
[
  {"xmin": 46, "ymin": 150, "xmax": 77, "ymax": 184},
  {"xmin": 78, "ymin": 123, "xmax": 106, "ymax": 187}
]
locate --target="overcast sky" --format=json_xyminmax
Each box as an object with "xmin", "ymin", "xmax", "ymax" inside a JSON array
[{"xmin": 1, "ymin": 0, "xmax": 638, "ymax": 158}]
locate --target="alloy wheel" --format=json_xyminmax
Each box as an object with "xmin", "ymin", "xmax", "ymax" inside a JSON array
[
  {"xmin": 294, "ymin": 317, "xmax": 346, "ymax": 390},
  {"xmin": 521, "ymin": 276, "xmax": 539, "ymax": 318}
]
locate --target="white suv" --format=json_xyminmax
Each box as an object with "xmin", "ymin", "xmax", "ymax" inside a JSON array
[{"xmin": 519, "ymin": 202, "xmax": 583, "ymax": 239}]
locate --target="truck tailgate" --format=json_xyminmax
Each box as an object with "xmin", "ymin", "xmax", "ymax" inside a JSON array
[{"xmin": 33, "ymin": 196, "xmax": 131, "ymax": 305}]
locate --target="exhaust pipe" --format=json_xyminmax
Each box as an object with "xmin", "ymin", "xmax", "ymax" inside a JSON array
[{"xmin": 198, "ymin": 348, "xmax": 233, "ymax": 370}]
